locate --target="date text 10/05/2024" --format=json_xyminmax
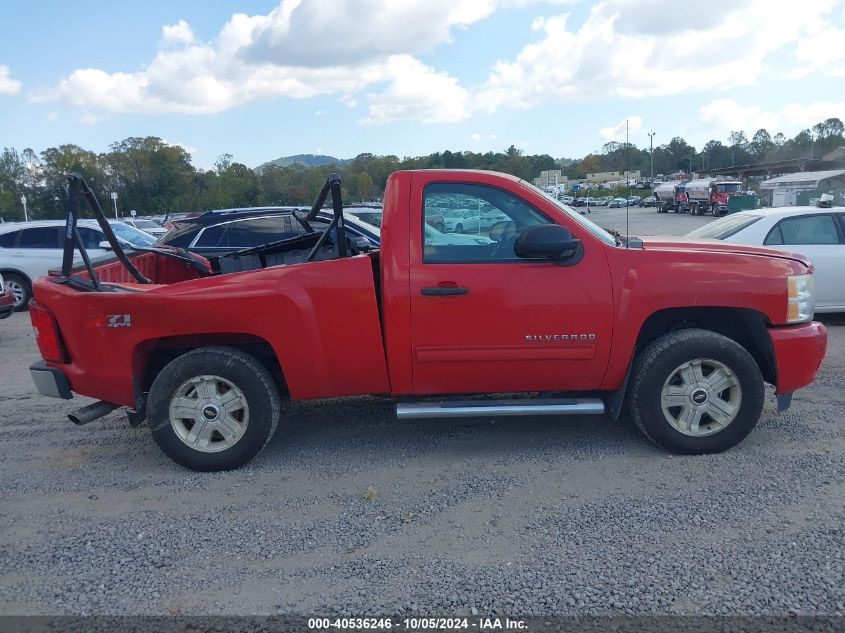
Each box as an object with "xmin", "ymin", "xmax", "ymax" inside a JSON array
[{"xmin": 307, "ymin": 617, "xmax": 528, "ymax": 630}]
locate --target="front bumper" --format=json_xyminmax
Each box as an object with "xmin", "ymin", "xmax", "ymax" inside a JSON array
[
  {"xmin": 30, "ymin": 361, "xmax": 73, "ymax": 400},
  {"xmin": 768, "ymin": 321, "xmax": 827, "ymax": 395}
]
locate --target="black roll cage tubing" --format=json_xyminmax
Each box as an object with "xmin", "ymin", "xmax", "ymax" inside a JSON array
[
  {"xmin": 58, "ymin": 174, "xmax": 208, "ymax": 290},
  {"xmin": 293, "ymin": 172, "xmax": 348, "ymax": 262},
  {"xmin": 60, "ymin": 174, "xmax": 152, "ymax": 286}
]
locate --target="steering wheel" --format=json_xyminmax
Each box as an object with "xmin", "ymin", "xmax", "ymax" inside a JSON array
[{"xmin": 490, "ymin": 221, "xmax": 519, "ymax": 259}]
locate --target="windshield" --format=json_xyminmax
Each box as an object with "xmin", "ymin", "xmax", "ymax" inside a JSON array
[
  {"xmin": 686, "ymin": 214, "xmax": 762, "ymax": 240},
  {"xmin": 526, "ymin": 184, "xmax": 617, "ymax": 246},
  {"xmin": 110, "ymin": 222, "xmax": 157, "ymax": 246},
  {"xmin": 717, "ymin": 183, "xmax": 742, "ymax": 193}
]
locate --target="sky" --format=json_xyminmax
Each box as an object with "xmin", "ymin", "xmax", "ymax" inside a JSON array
[{"xmin": 1, "ymin": 0, "xmax": 844, "ymax": 169}]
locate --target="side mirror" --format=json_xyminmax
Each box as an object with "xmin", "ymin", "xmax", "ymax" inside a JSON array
[
  {"xmin": 98, "ymin": 240, "xmax": 112, "ymax": 250},
  {"xmin": 353, "ymin": 236, "xmax": 373, "ymax": 252},
  {"xmin": 514, "ymin": 224, "xmax": 582, "ymax": 265}
]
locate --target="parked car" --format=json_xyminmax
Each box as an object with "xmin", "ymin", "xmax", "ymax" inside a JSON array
[
  {"xmin": 345, "ymin": 207, "xmax": 383, "ymax": 228},
  {"xmin": 0, "ymin": 273, "xmax": 13, "ymax": 319},
  {"xmin": 608, "ymin": 198, "xmax": 628, "ymax": 208},
  {"xmin": 29, "ymin": 170, "xmax": 826, "ymax": 471},
  {"xmin": 627, "ymin": 196, "xmax": 641, "ymax": 205},
  {"xmin": 685, "ymin": 206, "xmax": 845, "ymax": 312},
  {"xmin": 122, "ymin": 218, "xmax": 168, "ymax": 238},
  {"xmin": 442, "ymin": 209, "xmax": 482, "ymax": 233},
  {"xmin": 0, "ymin": 220, "xmax": 157, "ymax": 310},
  {"xmin": 155, "ymin": 207, "xmax": 380, "ymax": 262},
  {"xmin": 639, "ymin": 196, "xmax": 657, "ymax": 207}
]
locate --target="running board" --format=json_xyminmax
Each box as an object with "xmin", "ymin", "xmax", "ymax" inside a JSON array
[{"xmin": 396, "ymin": 398, "xmax": 605, "ymax": 419}]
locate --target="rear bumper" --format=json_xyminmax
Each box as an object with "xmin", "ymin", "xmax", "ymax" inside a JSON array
[
  {"xmin": 30, "ymin": 361, "xmax": 73, "ymax": 400},
  {"xmin": 768, "ymin": 322, "xmax": 827, "ymax": 395}
]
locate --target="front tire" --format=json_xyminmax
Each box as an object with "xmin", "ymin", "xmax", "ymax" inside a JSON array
[
  {"xmin": 627, "ymin": 329, "xmax": 764, "ymax": 454},
  {"xmin": 147, "ymin": 347, "xmax": 281, "ymax": 471}
]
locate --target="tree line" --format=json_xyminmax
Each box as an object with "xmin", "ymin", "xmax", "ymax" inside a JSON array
[{"xmin": 1, "ymin": 118, "xmax": 842, "ymax": 221}]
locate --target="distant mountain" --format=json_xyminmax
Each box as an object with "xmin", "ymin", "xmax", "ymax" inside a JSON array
[{"xmin": 256, "ymin": 153, "xmax": 352, "ymax": 172}]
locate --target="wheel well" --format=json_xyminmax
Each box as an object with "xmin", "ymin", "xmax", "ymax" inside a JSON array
[
  {"xmin": 133, "ymin": 333, "xmax": 287, "ymax": 401},
  {"xmin": 0, "ymin": 268, "xmax": 31, "ymax": 284},
  {"xmin": 634, "ymin": 307, "xmax": 776, "ymax": 384}
]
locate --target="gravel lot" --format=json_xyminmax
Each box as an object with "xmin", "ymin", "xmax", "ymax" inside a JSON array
[{"xmin": 1, "ymin": 207, "xmax": 843, "ymax": 617}]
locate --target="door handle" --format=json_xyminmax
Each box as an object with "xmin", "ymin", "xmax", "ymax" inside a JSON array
[{"xmin": 421, "ymin": 286, "xmax": 469, "ymax": 296}]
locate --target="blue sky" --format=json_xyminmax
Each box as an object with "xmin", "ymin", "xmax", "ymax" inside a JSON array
[{"xmin": 1, "ymin": 0, "xmax": 843, "ymax": 169}]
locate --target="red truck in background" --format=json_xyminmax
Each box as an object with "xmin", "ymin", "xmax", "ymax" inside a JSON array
[
  {"xmin": 684, "ymin": 178, "xmax": 744, "ymax": 216},
  {"xmin": 28, "ymin": 171, "xmax": 827, "ymax": 471}
]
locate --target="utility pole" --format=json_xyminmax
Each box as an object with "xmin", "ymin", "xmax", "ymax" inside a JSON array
[
  {"xmin": 110, "ymin": 192, "xmax": 118, "ymax": 220},
  {"xmin": 21, "ymin": 194, "xmax": 28, "ymax": 222},
  {"xmin": 647, "ymin": 130, "xmax": 656, "ymax": 181}
]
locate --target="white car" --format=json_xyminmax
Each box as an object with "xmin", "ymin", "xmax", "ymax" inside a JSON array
[
  {"xmin": 442, "ymin": 209, "xmax": 482, "ymax": 233},
  {"xmin": 686, "ymin": 206, "xmax": 845, "ymax": 313},
  {"xmin": 0, "ymin": 219, "xmax": 156, "ymax": 310},
  {"xmin": 122, "ymin": 218, "xmax": 168, "ymax": 238},
  {"xmin": 424, "ymin": 223, "xmax": 493, "ymax": 246}
]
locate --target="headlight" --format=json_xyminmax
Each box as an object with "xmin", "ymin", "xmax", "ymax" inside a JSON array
[{"xmin": 787, "ymin": 274, "xmax": 815, "ymax": 323}]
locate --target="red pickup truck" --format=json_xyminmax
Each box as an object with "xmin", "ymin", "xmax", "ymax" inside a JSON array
[{"xmin": 29, "ymin": 170, "xmax": 827, "ymax": 471}]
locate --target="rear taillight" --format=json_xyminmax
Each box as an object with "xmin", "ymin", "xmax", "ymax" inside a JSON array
[{"xmin": 29, "ymin": 303, "xmax": 68, "ymax": 363}]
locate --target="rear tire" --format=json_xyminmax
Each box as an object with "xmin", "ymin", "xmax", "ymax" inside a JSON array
[
  {"xmin": 627, "ymin": 329, "xmax": 764, "ymax": 454},
  {"xmin": 455, "ymin": 223, "xmax": 464, "ymax": 233},
  {"xmin": 4, "ymin": 273, "xmax": 31, "ymax": 311},
  {"xmin": 147, "ymin": 346, "xmax": 281, "ymax": 471}
]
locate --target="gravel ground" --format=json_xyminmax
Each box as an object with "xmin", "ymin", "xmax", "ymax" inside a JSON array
[{"xmin": 0, "ymin": 208, "xmax": 843, "ymax": 617}]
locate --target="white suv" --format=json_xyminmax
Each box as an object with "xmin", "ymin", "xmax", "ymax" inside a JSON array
[{"xmin": 0, "ymin": 220, "xmax": 156, "ymax": 310}]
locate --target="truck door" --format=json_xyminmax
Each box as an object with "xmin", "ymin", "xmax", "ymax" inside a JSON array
[{"xmin": 408, "ymin": 177, "xmax": 614, "ymax": 395}]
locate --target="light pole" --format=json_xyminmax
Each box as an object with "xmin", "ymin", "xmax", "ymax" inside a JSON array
[
  {"xmin": 110, "ymin": 192, "xmax": 118, "ymax": 219},
  {"xmin": 20, "ymin": 194, "xmax": 28, "ymax": 222},
  {"xmin": 647, "ymin": 130, "xmax": 656, "ymax": 181}
]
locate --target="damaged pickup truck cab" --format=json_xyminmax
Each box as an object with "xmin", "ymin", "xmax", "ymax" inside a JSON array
[{"xmin": 29, "ymin": 170, "xmax": 827, "ymax": 471}]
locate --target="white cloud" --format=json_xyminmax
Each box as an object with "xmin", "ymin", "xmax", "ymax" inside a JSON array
[
  {"xmin": 0, "ymin": 65, "xmax": 22, "ymax": 95},
  {"xmin": 599, "ymin": 116, "xmax": 643, "ymax": 142},
  {"xmin": 161, "ymin": 20, "xmax": 197, "ymax": 47},
  {"xmin": 360, "ymin": 56, "xmax": 469, "ymax": 125},
  {"xmin": 474, "ymin": 0, "xmax": 839, "ymax": 112},
  {"xmin": 36, "ymin": 0, "xmax": 495, "ymax": 119},
  {"xmin": 699, "ymin": 98, "xmax": 845, "ymax": 137},
  {"xmin": 46, "ymin": 111, "xmax": 58, "ymax": 121},
  {"xmin": 79, "ymin": 111, "xmax": 102, "ymax": 125},
  {"xmin": 31, "ymin": 0, "xmax": 845, "ymax": 125},
  {"xmin": 314, "ymin": 109, "xmax": 326, "ymax": 116}
]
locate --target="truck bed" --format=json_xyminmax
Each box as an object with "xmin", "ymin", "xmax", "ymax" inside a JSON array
[{"xmin": 36, "ymin": 252, "xmax": 390, "ymax": 406}]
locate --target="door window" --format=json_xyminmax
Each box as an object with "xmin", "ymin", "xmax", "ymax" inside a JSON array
[
  {"xmin": 764, "ymin": 215, "xmax": 840, "ymax": 246},
  {"xmin": 77, "ymin": 227, "xmax": 105, "ymax": 249},
  {"xmin": 0, "ymin": 231, "xmax": 19, "ymax": 248},
  {"xmin": 422, "ymin": 183, "xmax": 549, "ymax": 262},
  {"xmin": 18, "ymin": 227, "xmax": 61, "ymax": 248}
]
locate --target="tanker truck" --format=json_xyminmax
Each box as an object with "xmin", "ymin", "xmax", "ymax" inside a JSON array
[
  {"xmin": 684, "ymin": 178, "xmax": 743, "ymax": 216},
  {"xmin": 652, "ymin": 180, "xmax": 683, "ymax": 213},
  {"xmin": 653, "ymin": 181, "xmax": 687, "ymax": 213}
]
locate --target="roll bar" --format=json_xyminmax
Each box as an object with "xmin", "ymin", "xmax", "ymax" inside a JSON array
[
  {"xmin": 57, "ymin": 174, "xmax": 208, "ymax": 290},
  {"xmin": 62, "ymin": 174, "xmax": 151, "ymax": 284},
  {"xmin": 294, "ymin": 172, "xmax": 348, "ymax": 262}
]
